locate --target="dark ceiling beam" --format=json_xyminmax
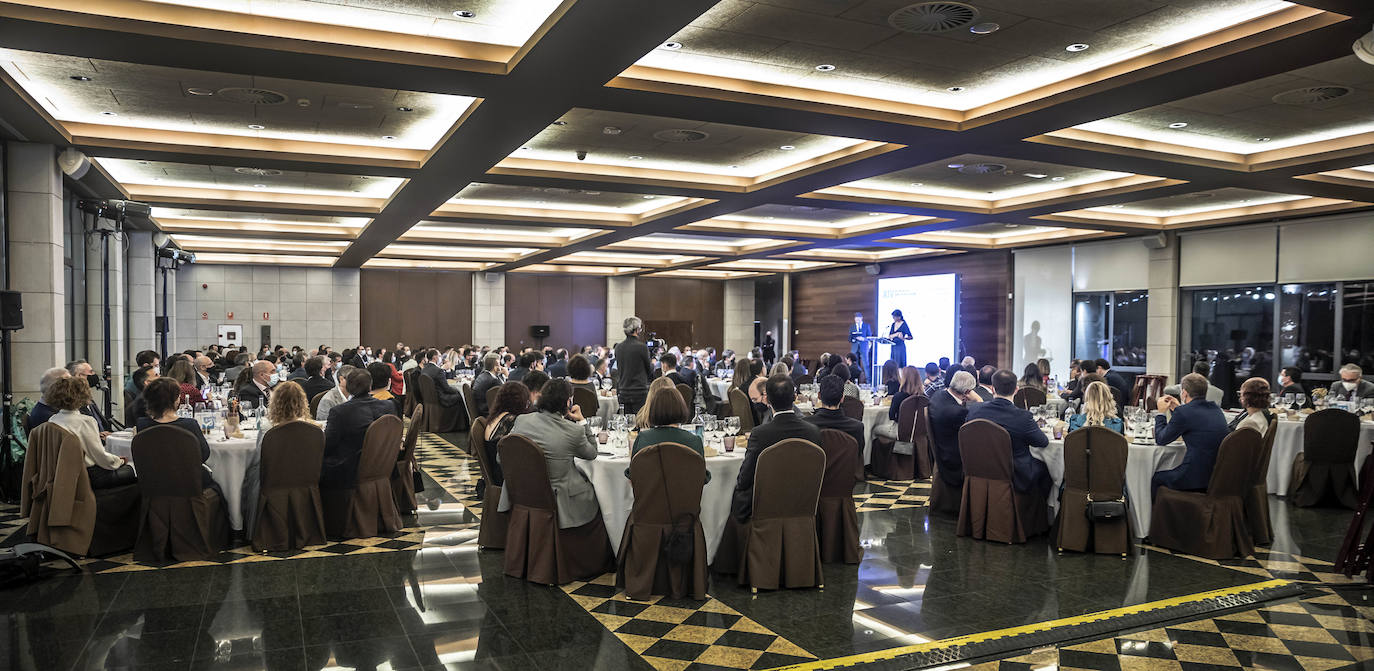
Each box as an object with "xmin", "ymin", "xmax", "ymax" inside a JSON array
[
  {"xmin": 333, "ymin": 0, "xmax": 720, "ymax": 267},
  {"xmin": 1286, "ymin": 0, "xmax": 1374, "ymax": 18}
]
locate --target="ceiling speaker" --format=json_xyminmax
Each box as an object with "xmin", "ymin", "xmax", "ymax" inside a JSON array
[
  {"xmin": 58, "ymin": 147, "xmax": 90, "ymax": 179},
  {"xmin": 888, "ymin": 2, "xmax": 979, "ymax": 33},
  {"xmin": 1142, "ymin": 233, "xmax": 1168, "ymax": 250},
  {"xmin": 865, "ymin": 263, "xmax": 883, "ymax": 276}
]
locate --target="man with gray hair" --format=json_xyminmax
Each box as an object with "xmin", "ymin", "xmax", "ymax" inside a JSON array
[
  {"xmin": 26, "ymin": 367, "xmax": 75, "ymax": 429},
  {"xmin": 614, "ymin": 316, "xmax": 653, "ymax": 413},
  {"xmin": 316, "ymin": 364, "xmax": 356, "ymax": 421},
  {"xmin": 1330, "ymin": 363, "xmax": 1374, "ymax": 401},
  {"xmin": 928, "ymin": 370, "xmax": 980, "ymax": 511},
  {"xmin": 960, "ymin": 355, "xmax": 976, "ymax": 370}
]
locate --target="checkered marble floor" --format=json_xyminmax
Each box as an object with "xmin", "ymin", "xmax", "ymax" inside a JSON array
[
  {"xmin": 563, "ymin": 573, "xmax": 817, "ymax": 671},
  {"xmin": 1144, "ymin": 546, "xmax": 1367, "ymax": 587},
  {"xmin": 964, "ymin": 587, "xmax": 1374, "ymax": 671},
  {"xmin": 854, "ymin": 479, "xmax": 932, "ymax": 513}
]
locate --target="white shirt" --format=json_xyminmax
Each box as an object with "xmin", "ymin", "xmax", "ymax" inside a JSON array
[{"xmin": 48, "ymin": 409, "xmax": 122, "ymax": 470}]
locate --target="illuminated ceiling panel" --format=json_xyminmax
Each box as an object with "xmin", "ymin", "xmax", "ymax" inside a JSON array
[
  {"xmin": 1038, "ymin": 188, "xmax": 1367, "ymax": 229},
  {"xmin": 150, "ymin": 208, "xmax": 369, "ymax": 238},
  {"xmin": 447, "ymin": 183, "xmax": 691, "ymax": 214},
  {"xmin": 99, "ymin": 159, "xmax": 404, "ymax": 198}
]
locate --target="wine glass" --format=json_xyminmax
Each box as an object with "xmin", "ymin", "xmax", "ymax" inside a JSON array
[
  {"xmin": 600, "ymin": 377, "xmax": 613, "ymax": 392},
  {"xmin": 586, "ymin": 416, "xmax": 603, "ymax": 432},
  {"xmin": 1283, "ymin": 393, "xmax": 1296, "ymax": 409},
  {"xmin": 725, "ymin": 416, "xmax": 740, "ymax": 437}
]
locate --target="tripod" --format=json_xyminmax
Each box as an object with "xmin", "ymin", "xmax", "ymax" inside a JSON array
[{"xmin": 93, "ymin": 222, "xmax": 122, "ymax": 429}]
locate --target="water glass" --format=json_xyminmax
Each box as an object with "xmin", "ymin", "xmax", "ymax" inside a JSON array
[{"xmin": 725, "ymin": 416, "xmax": 740, "ymax": 436}]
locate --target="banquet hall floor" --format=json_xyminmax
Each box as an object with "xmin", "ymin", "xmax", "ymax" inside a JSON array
[{"xmin": 2, "ymin": 430, "xmax": 1372, "ymax": 671}]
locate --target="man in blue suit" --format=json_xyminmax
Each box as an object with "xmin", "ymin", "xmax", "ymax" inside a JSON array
[
  {"xmin": 929, "ymin": 370, "xmax": 981, "ymax": 492},
  {"xmin": 966, "ymin": 369, "xmax": 1052, "ymax": 495},
  {"xmin": 849, "ymin": 313, "xmax": 873, "ymax": 372},
  {"xmin": 1151, "ymin": 373, "xmax": 1229, "ymax": 497}
]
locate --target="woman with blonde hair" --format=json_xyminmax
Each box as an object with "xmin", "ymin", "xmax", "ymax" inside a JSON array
[
  {"xmin": 243, "ymin": 380, "xmax": 319, "ymax": 539},
  {"xmin": 1067, "ymin": 380, "xmax": 1124, "ymax": 433},
  {"xmin": 635, "ymin": 376, "xmax": 679, "ymax": 429}
]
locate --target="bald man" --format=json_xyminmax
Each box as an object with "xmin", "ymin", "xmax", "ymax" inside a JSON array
[{"xmin": 237, "ymin": 360, "xmax": 276, "ymax": 409}]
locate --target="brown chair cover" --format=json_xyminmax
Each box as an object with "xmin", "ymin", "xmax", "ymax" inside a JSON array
[
  {"xmin": 956, "ymin": 419, "xmax": 1049, "ymax": 544},
  {"xmin": 468, "ymin": 417, "xmax": 507, "ymax": 550},
  {"xmin": 796, "ymin": 374, "xmax": 814, "ymax": 385},
  {"xmin": 20, "ymin": 424, "xmax": 140, "ymax": 557},
  {"xmin": 729, "ymin": 388, "xmax": 755, "ymax": 433},
  {"xmin": 391, "ymin": 405, "xmax": 422, "ymax": 514},
  {"xmin": 734, "ymin": 439, "xmax": 826, "ymax": 590},
  {"xmin": 132, "ymin": 425, "xmax": 230, "ymax": 562},
  {"xmin": 462, "ymin": 384, "xmax": 479, "ymax": 423},
  {"xmin": 416, "ymin": 374, "xmax": 464, "ymax": 434},
  {"xmin": 840, "ymin": 397, "xmax": 864, "ymax": 421},
  {"xmin": 1054, "ymin": 427, "xmax": 1129, "ymax": 554},
  {"xmin": 869, "ymin": 395, "xmax": 928, "ymax": 481},
  {"xmin": 573, "ymin": 387, "xmax": 599, "ymax": 421},
  {"xmin": 402, "ymin": 368, "xmax": 420, "ymax": 418},
  {"xmin": 321, "ymin": 415, "xmax": 404, "ymax": 539},
  {"xmin": 616, "ymin": 443, "xmax": 708, "ymax": 600},
  {"xmin": 1244, "ymin": 419, "xmax": 1278, "ymax": 545},
  {"xmin": 251, "ymin": 421, "xmax": 327, "ymax": 552},
  {"xmin": 927, "ymin": 466, "xmax": 963, "ymax": 518},
  {"xmin": 309, "ymin": 392, "xmax": 326, "ymax": 418},
  {"xmin": 1130, "ymin": 374, "xmax": 1168, "ymax": 408},
  {"xmin": 1289, "ymin": 409, "xmax": 1362, "ymax": 509},
  {"xmin": 1012, "ymin": 387, "xmax": 1047, "ymax": 410},
  {"xmin": 816, "ymin": 430, "xmax": 862, "ymax": 564},
  {"xmin": 486, "ymin": 387, "xmax": 499, "ymax": 416},
  {"xmin": 676, "ymin": 383, "xmax": 694, "ymax": 411},
  {"xmin": 1149, "ymin": 428, "xmax": 1261, "ymax": 559},
  {"xmin": 499, "ymin": 434, "xmax": 614, "ymax": 584}
]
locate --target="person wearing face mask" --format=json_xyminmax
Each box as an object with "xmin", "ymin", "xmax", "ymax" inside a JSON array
[
  {"xmin": 64, "ymin": 359, "xmax": 111, "ymax": 432},
  {"xmin": 237, "ymin": 360, "xmax": 277, "ymax": 411},
  {"xmin": 1276, "ymin": 367, "xmax": 1313, "ymax": 409},
  {"xmin": 1329, "ymin": 363, "xmax": 1374, "ymax": 401}
]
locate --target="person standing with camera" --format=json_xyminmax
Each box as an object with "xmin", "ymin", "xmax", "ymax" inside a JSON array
[{"xmin": 614, "ymin": 316, "xmax": 653, "ymax": 414}]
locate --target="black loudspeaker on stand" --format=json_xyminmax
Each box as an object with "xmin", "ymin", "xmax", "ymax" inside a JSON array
[{"xmin": 0, "ymin": 290, "xmax": 22, "ymax": 502}]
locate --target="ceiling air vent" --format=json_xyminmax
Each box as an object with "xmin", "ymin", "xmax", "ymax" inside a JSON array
[
  {"xmin": 233, "ymin": 167, "xmax": 283, "ymax": 177},
  {"xmin": 1271, "ymin": 86, "xmax": 1351, "ymax": 105},
  {"xmin": 652, "ymin": 129, "xmax": 710, "ymax": 143},
  {"xmin": 888, "ymin": 2, "xmax": 980, "ymax": 34},
  {"xmin": 957, "ymin": 162, "xmax": 1006, "ymax": 175},
  {"xmin": 215, "ymin": 87, "xmax": 288, "ymax": 105}
]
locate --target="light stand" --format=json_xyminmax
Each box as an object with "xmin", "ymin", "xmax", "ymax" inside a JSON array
[
  {"xmin": 90, "ymin": 214, "xmax": 120, "ymax": 428},
  {"xmin": 155, "ymin": 246, "xmax": 193, "ymax": 362}
]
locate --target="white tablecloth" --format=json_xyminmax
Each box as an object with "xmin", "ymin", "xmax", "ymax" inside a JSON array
[
  {"xmin": 596, "ymin": 394, "xmax": 618, "ymax": 421},
  {"xmin": 575, "ymin": 450, "xmax": 745, "ymax": 563},
  {"xmin": 708, "ymin": 379, "xmax": 731, "ymax": 402},
  {"xmin": 1032, "ymin": 438, "xmax": 1186, "ymax": 537},
  {"xmin": 107, "ymin": 429, "xmax": 261, "ymax": 531},
  {"xmin": 1267, "ymin": 418, "xmax": 1374, "ymax": 494},
  {"xmin": 793, "ymin": 401, "xmax": 888, "ymax": 465}
]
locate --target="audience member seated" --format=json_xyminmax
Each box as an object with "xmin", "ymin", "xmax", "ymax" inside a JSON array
[
  {"xmin": 1330, "ymin": 363, "xmax": 1374, "ymax": 401},
  {"xmin": 805, "ymin": 375, "xmax": 866, "ymax": 449},
  {"xmin": 322, "ymin": 370, "xmax": 396, "ymax": 489},
  {"xmin": 942, "ymin": 363, "xmax": 965, "ymax": 390},
  {"xmin": 922, "ymin": 362, "xmax": 944, "ymax": 396},
  {"xmin": 194, "ymin": 355, "xmax": 215, "ymax": 387},
  {"xmin": 546, "ymin": 349, "xmax": 569, "ymax": 378},
  {"xmin": 238, "ymin": 361, "xmax": 276, "ymax": 411},
  {"xmin": 485, "ymin": 382, "xmax": 532, "ymax": 487},
  {"xmin": 1018, "ymin": 363, "xmax": 1047, "ymax": 392},
  {"xmin": 1151, "ymin": 373, "xmax": 1229, "ymax": 497},
  {"xmin": 315, "ymin": 365, "xmax": 355, "ymax": 421},
  {"xmin": 167, "ymin": 358, "xmax": 204, "ymax": 407},
  {"xmin": 930, "ymin": 371, "xmax": 979, "ymax": 491},
  {"xmin": 499, "ymin": 380, "xmax": 600, "ymax": 529},
  {"xmin": 300, "ymin": 356, "xmax": 335, "ymax": 402},
  {"xmin": 874, "ymin": 366, "xmax": 921, "ymax": 440},
  {"xmin": 830, "ymin": 363, "xmax": 860, "ymax": 399},
  {"xmin": 1059, "ymin": 360, "xmax": 1082, "ymax": 400},
  {"xmin": 843, "ymin": 353, "xmax": 863, "ymax": 382},
  {"xmin": 880, "ymin": 360, "xmax": 900, "ymax": 396},
  {"xmin": 242, "ymin": 380, "xmax": 316, "ymax": 537},
  {"xmin": 64, "ymin": 359, "xmax": 112, "ymax": 432},
  {"xmin": 48, "ymin": 376, "xmax": 134, "ymax": 488},
  {"xmin": 1164, "ymin": 362, "xmax": 1225, "ymax": 405},
  {"xmin": 223, "ymin": 352, "xmax": 250, "ymax": 386},
  {"xmin": 789, "ymin": 354, "xmax": 809, "ymax": 382},
  {"xmin": 1067, "ymin": 381, "xmax": 1124, "ymax": 434},
  {"xmin": 966, "ymin": 369, "xmax": 1052, "ymax": 496},
  {"xmin": 634, "ymin": 377, "xmax": 679, "ymax": 429},
  {"xmin": 128, "ymin": 366, "xmax": 157, "ymax": 422},
  {"xmin": 975, "ymin": 365, "xmax": 997, "ymax": 402},
  {"xmin": 659, "ymin": 353, "xmax": 687, "ymax": 386},
  {"xmin": 730, "ymin": 374, "xmax": 822, "ymax": 523},
  {"xmin": 567, "ymin": 354, "xmax": 598, "ymax": 395},
  {"xmin": 138, "ymin": 377, "xmax": 215, "ymax": 489},
  {"xmin": 367, "ymin": 362, "xmax": 401, "ymax": 416},
  {"xmin": 1230, "ymin": 377, "xmax": 1274, "ymax": 434},
  {"xmin": 1094, "ymin": 358, "xmax": 1131, "ymax": 411},
  {"xmin": 124, "ymin": 349, "xmax": 160, "ymax": 397},
  {"xmin": 1276, "ymin": 366, "xmax": 1312, "ymax": 409},
  {"xmin": 420, "ymin": 348, "xmax": 465, "ymax": 410},
  {"xmin": 632, "ymin": 385, "xmax": 704, "ymax": 457},
  {"xmin": 27, "ymin": 367, "xmax": 74, "ymax": 429},
  {"xmin": 522, "ymin": 370, "xmax": 550, "ymax": 403},
  {"xmin": 508, "ymin": 351, "xmax": 543, "ymax": 383},
  {"xmin": 472, "ymin": 353, "xmax": 504, "ymax": 417}
]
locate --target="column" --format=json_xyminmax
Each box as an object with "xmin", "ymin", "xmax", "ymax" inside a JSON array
[
  {"xmin": 157, "ymin": 260, "xmax": 178, "ymax": 355},
  {"xmin": 1146, "ymin": 233, "xmax": 1180, "ymax": 378},
  {"xmin": 6, "ymin": 142, "xmax": 65, "ymax": 403},
  {"xmin": 723, "ymin": 279, "xmax": 755, "ymax": 356},
  {"xmin": 472, "ymin": 272, "xmax": 504, "ymax": 346},
  {"xmin": 125, "ymin": 231, "xmax": 156, "ymax": 359},
  {"xmin": 606, "ymin": 276, "xmax": 635, "ymax": 346},
  {"xmin": 781, "ymin": 273, "xmax": 792, "ymax": 356},
  {"xmin": 86, "ymin": 218, "xmax": 126, "ymax": 417}
]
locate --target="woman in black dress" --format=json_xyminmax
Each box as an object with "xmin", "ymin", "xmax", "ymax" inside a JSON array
[{"xmin": 888, "ymin": 309, "xmax": 913, "ymax": 368}]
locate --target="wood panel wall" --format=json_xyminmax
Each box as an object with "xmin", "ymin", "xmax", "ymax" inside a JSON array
[
  {"xmin": 504, "ymin": 274, "xmax": 607, "ymax": 351},
  {"xmin": 634, "ymin": 277, "xmax": 724, "ymax": 349},
  {"xmin": 791, "ymin": 251, "xmax": 1012, "ymax": 369},
  {"xmin": 360, "ymin": 269, "xmax": 473, "ymax": 349}
]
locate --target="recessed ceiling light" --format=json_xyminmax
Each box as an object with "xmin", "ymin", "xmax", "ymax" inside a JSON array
[
  {"xmin": 452, "ymin": 10, "xmax": 475, "ymax": 18},
  {"xmin": 1023, "ymin": 173, "xmax": 1048, "ymax": 179},
  {"xmin": 137, "ymin": 161, "xmax": 150, "ymax": 165},
  {"xmin": 1168, "ymin": 122, "xmax": 1189, "ymax": 129},
  {"xmin": 1109, "ymin": 204, "xmax": 1125, "ymax": 208},
  {"xmin": 552, "ymin": 120, "xmax": 568, "ymax": 126},
  {"xmin": 815, "ymin": 64, "xmax": 836, "ymax": 72},
  {"xmin": 395, "ymin": 106, "xmax": 413, "ymax": 112},
  {"xmin": 1065, "ymin": 43, "xmax": 1090, "ymax": 52},
  {"xmin": 969, "ymin": 22, "xmax": 1000, "ymax": 34},
  {"xmin": 642, "ymin": 195, "xmax": 656, "ymax": 199},
  {"xmin": 728, "ymin": 164, "xmax": 740, "ymax": 169},
  {"xmin": 69, "ymin": 75, "xmax": 91, "ymax": 82},
  {"xmin": 779, "ymin": 145, "xmax": 796, "ymax": 151},
  {"xmin": 520, "ymin": 146, "xmax": 531, "ymax": 151},
  {"xmin": 253, "ymin": 184, "xmax": 266, "ymax": 188},
  {"xmin": 946, "ymin": 163, "xmax": 964, "ymax": 169},
  {"xmin": 627, "ymin": 155, "xmax": 644, "ymax": 160},
  {"xmin": 382, "ymin": 135, "xmax": 397, "ymax": 140},
  {"xmin": 946, "ymin": 86, "xmax": 965, "ymax": 92},
  {"xmin": 661, "ymin": 41, "xmax": 682, "ymax": 50},
  {"xmin": 247, "ymin": 123, "xmax": 265, "ymax": 129},
  {"xmin": 186, "ymin": 87, "xmax": 215, "ymax": 96},
  {"xmin": 584, "ymin": 191, "xmax": 601, "ymax": 195},
  {"xmin": 867, "ymin": 212, "xmax": 882, "ymax": 216},
  {"xmin": 1255, "ymin": 136, "xmax": 1271, "ymax": 142},
  {"xmin": 1050, "ymin": 176, "xmax": 1065, "ymax": 181},
  {"xmin": 909, "ymin": 182, "xmax": 923, "ymax": 187},
  {"xmin": 602, "ymin": 126, "xmax": 622, "ymax": 135}
]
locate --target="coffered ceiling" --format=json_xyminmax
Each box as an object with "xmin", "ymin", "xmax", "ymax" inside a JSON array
[{"xmin": 0, "ymin": 0, "xmax": 1370, "ymax": 277}]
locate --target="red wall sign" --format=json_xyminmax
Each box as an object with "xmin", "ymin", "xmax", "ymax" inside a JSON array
[
  {"xmin": 227, "ymin": 311, "xmax": 234, "ymax": 319},
  {"xmin": 262, "ymin": 312, "xmax": 270, "ymax": 320},
  {"xmin": 201, "ymin": 312, "xmax": 208, "ymax": 320}
]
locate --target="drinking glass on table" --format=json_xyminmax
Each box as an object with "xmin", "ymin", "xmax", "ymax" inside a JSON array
[{"xmin": 601, "ymin": 378, "xmax": 613, "ymax": 392}]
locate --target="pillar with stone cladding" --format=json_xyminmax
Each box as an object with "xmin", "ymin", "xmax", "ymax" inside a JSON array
[
  {"xmin": 125, "ymin": 231, "xmax": 157, "ymax": 362},
  {"xmin": 606, "ymin": 276, "xmax": 635, "ymax": 348},
  {"xmin": 1146, "ymin": 233, "xmax": 1180, "ymax": 379},
  {"xmin": 723, "ymin": 279, "xmax": 755, "ymax": 356},
  {"xmin": 5, "ymin": 142, "xmax": 66, "ymax": 404}
]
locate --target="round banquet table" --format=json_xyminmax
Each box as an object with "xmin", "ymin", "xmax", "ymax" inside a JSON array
[
  {"xmin": 708, "ymin": 379, "xmax": 731, "ymax": 402},
  {"xmin": 1266, "ymin": 418, "xmax": 1374, "ymax": 494},
  {"xmin": 107, "ymin": 428, "xmax": 261, "ymax": 531},
  {"xmin": 792, "ymin": 400, "xmax": 888, "ymax": 466},
  {"xmin": 596, "ymin": 394, "xmax": 618, "ymax": 421},
  {"xmin": 575, "ymin": 449, "xmax": 745, "ymax": 563},
  {"xmin": 1031, "ymin": 436, "xmax": 1185, "ymax": 538}
]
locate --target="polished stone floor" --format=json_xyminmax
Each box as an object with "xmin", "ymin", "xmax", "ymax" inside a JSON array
[{"xmin": 1, "ymin": 431, "xmax": 1371, "ymax": 671}]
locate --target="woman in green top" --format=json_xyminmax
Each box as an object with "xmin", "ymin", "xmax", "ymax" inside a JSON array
[{"xmin": 632, "ymin": 385, "xmax": 703, "ymax": 456}]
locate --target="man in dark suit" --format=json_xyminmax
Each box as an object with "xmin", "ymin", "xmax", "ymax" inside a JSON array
[
  {"xmin": 1095, "ymin": 358, "xmax": 1130, "ymax": 412},
  {"xmin": 660, "ymin": 352, "xmax": 687, "ymax": 387},
  {"xmin": 1277, "ymin": 366, "xmax": 1311, "ymax": 408},
  {"xmin": 974, "ymin": 365, "xmax": 997, "ymax": 402},
  {"xmin": 421, "ymin": 348, "xmax": 464, "ymax": 412},
  {"xmin": 508, "ymin": 351, "xmax": 542, "ymax": 383},
  {"xmin": 236, "ymin": 360, "xmax": 276, "ymax": 410},
  {"xmin": 804, "ymin": 374, "xmax": 865, "ymax": 450},
  {"xmin": 929, "ymin": 371, "xmax": 979, "ymax": 498},
  {"xmin": 300, "ymin": 356, "xmax": 335, "ymax": 403},
  {"xmin": 471, "ymin": 353, "xmax": 504, "ymax": 417},
  {"xmin": 965, "ymin": 369, "xmax": 1052, "ymax": 496},
  {"xmin": 321, "ymin": 370, "xmax": 398, "ymax": 489},
  {"xmin": 849, "ymin": 313, "xmax": 873, "ymax": 373},
  {"xmin": 1151, "ymin": 373, "xmax": 1229, "ymax": 496},
  {"xmin": 1331, "ymin": 363, "xmax": 1374, "ymax": 401},
  {"xmin": 547, "ymin": 349, "xmax": 569, "ymax": 379},
  {"xmin": 614, "ymin": 316, "xmax": 653, "ymax": 414},
  {"xmin": 732, "ymin": 374, "xmax": 822, "ymax": 523}
]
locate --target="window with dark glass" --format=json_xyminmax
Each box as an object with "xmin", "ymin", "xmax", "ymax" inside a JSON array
[
  {"xmin": 1072, "ymin": 290, "xmax": 1148, "ymax": 369},
  {"xmin": 1343, "ymin": 281, "xmax": 1374, "ymax": 375},
  {"xmin": 1183, "ymin": 286, "xmax": 1275, "ymax": 404},
  {"xmin": 1279, "ymin": 283, "xmax": 1336, "ymax": 375}
]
